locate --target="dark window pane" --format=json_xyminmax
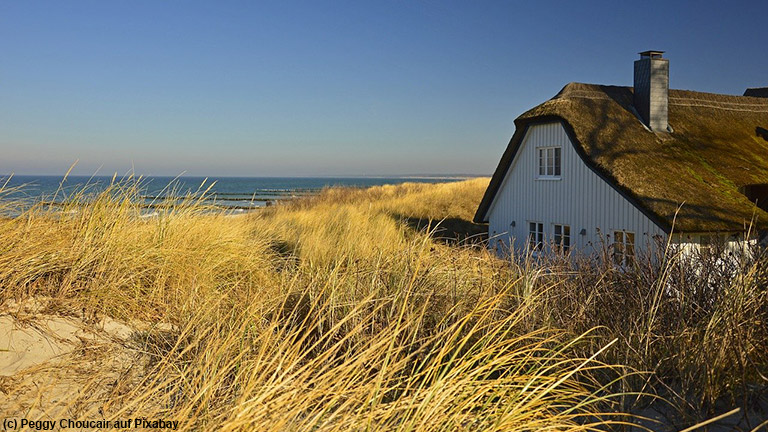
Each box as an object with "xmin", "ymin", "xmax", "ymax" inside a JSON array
[
  {"xmin": 614, "ymin": 231, "xmax": 624, "ymax": 265},
  {"xmin": 537, "ymin": 223, "xmax": 544, "ymax": 245},
  {"xmin": 614, "ymin": 246, "xmax": 623, "ymax": 265},
  {"xmin": 547, "ymin": 150, "xmax": 554, "ymax": 175}
]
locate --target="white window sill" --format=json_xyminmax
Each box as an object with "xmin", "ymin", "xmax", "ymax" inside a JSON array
[{"xmin": 535, "ymin": 177, "xmax": 562, "ymax": 181}]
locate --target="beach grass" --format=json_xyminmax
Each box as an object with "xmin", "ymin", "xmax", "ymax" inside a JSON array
[{"xmin": 0, "ymin": 177, "xmax": 766, "ymax": 430}]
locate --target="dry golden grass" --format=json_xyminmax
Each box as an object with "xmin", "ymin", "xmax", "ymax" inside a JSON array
[
  {"xmin": 0, "ymin": 176, "xmax": 765, "ymax": 431},
  {"xmin": 0, "ymin": 177, "xmax": 634, "ymax": 431}
]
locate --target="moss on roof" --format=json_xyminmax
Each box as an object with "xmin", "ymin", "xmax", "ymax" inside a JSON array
[{"xmin": 475, "ymin": 83, "xmax": 768, "ymax": 232}]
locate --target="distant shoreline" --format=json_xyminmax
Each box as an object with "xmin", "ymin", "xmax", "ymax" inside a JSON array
[
  {"xmin": 0, "ymin": 176, "xmax": 483, "ymax": 212},
  {"xmin": 2, "ymin": 174, "xmax": 488, "ymax": 180}
]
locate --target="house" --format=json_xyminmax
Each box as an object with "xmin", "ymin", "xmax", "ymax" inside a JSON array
[{"xmin": 474, "ymin": 51, "xmax": 768, "ymax": 260}]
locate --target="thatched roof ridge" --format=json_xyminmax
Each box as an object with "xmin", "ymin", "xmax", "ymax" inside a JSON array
[
  {"xmin": 475, "ymin": 82, "xmax": 768, "ymax": 233},
  {"xmin": 745, "ymin": 87, "xmax": 768, "ymax": 98}
]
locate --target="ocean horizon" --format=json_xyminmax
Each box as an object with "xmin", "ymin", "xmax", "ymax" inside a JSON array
[{"xmin": 1, "ymin": 175, "xmax": 478, "ymax": 211}]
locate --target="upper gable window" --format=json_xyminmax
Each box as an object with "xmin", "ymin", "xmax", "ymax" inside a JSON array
[{"xmin": 537, "ymin": 147, "xmax": 561, "ymax": 178}]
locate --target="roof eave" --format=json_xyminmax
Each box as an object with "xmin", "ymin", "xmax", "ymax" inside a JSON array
[{"xmin": 473, "ymin": 118, "xmax": 530, "ymax": 224}]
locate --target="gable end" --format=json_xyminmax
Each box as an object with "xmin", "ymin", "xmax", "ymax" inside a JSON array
[{"xmin": 475, "ymin": 116, "xmax": 672, "ymax": 233}]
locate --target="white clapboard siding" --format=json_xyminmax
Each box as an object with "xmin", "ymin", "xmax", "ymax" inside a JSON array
[{"xmin": 486, "ymin": 122, "xmax": 666, "ymax": 255}]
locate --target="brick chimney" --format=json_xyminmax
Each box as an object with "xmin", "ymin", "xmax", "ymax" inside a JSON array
[{"xmin": 634, "ymin": 50, "xmax": 669, "ymax": 132}]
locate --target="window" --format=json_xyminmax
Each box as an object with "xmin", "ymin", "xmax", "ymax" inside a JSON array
[
  {"xmin": 553, "ymin": 224, "xmax": 571, "ymax": 252},
  {"xmin": 529, "ymin": 222, "xmax": 544, "ymax": 251},
  {"xmin": 699, "ymin": 235, "xmax": 716, "ymax": 258},
  {"xmin": 613, "ymin": 230, "xmax": 635, "ymax": 266},
  {"xmin": 537, "ymin": 147, "xmax": 561, "ymax": 178}
]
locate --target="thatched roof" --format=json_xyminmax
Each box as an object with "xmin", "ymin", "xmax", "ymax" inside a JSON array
[
  {"xmin": 475, "ymin": 83, "xmax": 768, "ymax": 233},
  {"xmin": 745, "ymin": 87, "xmax": 768, "ymax": 98}
]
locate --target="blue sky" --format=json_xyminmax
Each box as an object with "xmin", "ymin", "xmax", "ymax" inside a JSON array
[{"xmin": 1, "ymin": 1, "xmax": 766, "ymax": 176}]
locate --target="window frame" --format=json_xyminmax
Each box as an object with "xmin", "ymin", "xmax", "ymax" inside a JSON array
[
  {"xmin": 528, "ymin": 221, "xmax": 544, "ymax": 252},
  {"xmin": 552, "ymin": 223, "xmax": 571, "ymax": 253},
  {"xmin": 537, "ymin": 146, "xmax": 562, "ymax": 179},
  {"xmin": 613, "ymin": 230, "xmax": 635, "ymax": 266},
  {"xmin": 698, "ymin": 234, "xmax": 717, "ymax": 258}
]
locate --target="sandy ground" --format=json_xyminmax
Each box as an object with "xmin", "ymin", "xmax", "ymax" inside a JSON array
[{"xmin": 0, "ymin": 298, "xmax": 145, "ymax": 418}]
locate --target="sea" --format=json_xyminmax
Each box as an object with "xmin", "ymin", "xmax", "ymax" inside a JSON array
[{"xmin": 0, "ymin": 175, "xmax": 468, "ymax": 213}]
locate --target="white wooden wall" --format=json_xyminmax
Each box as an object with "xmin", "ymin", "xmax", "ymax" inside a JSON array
[{"xmin": 486, "ymin": 122, "xmax": 666, "ymax": 256}]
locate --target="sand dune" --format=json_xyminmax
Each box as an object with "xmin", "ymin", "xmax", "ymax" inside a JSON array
[{"xmin": 0, "ymin": 299, "xmax": 141, "ymax": 417}]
